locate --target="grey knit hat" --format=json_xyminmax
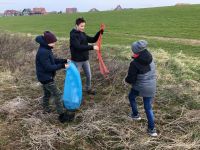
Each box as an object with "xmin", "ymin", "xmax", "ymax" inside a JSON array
[{"xmin": 131, "ymin": 40, "xmax": 148, "ymax": 54}]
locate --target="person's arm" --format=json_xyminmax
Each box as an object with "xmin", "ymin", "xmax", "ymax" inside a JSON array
[
  {"xmin": 39, "ymin": 51, "xmax": 64, "ymax": 72},
  {"xmin": 86, "ymin": 30, "xmax": 103, "ymax": 43},
  {"xmin": 54, "ymin": 57, "xmax": 68, "ymax": 64},
  {"xmin": 125, "ymin": 61, "xmax": 138, "ymax": 84},
  {"xmin": 71, "ymin": 34, "xmax": 93, "ymax": 51}
]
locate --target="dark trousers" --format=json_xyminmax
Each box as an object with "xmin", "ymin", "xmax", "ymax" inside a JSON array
[{"xmin": 42, "ymin": 81, "xmax": 64, "ymax": 114}]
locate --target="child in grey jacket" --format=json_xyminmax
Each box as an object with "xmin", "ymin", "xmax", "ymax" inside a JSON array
[{"xmin": 125, "ymin": 40, "xmax": 157, "ymax": 137}]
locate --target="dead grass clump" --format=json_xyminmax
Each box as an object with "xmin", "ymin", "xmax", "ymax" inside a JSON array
[
  {"xmin": 0, "ymin": 32, "xmax": 37, "ymax": 73},
  {"xmin": 0, "ymin": 34, "xmax": 200, "ymax": 149},
  {"xmin": 0, "ymin": 97, "xmax": 29, "ymax": 119}
]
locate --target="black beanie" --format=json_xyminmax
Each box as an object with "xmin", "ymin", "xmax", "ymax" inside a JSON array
[{"xmin": 43, "ymin": 31, "xmax": 57, "ymax": 44}]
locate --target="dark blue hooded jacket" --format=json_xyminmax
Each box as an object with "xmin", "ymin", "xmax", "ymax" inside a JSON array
[{"xmin": 35, "ymin": 36, "xmax": 67, "ymax": 84}]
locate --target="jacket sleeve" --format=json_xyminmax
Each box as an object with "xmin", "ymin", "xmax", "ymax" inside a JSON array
[
  {"xmin": 125, "ymin": 61, "xmax": 138, "ymax": 85},
  {"xmin": 54, "ymin": 57, "xmax": 68, "ymax": 64},
  {"xmin": 71, "ymin": 34, "xmax": 93, "ymax": 52},
  {"xmin": 39, "ymin": 51, "xmax": 64, "ymax": 72},
  {"xmin": 86, "ymin": 30, "xmax": 101, "ymax": 43}
]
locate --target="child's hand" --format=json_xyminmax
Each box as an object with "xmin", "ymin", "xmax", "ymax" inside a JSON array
[
  {"xmin": 65, "ymin": 64, "xmax": 70, "ymax": 69},
  {"xmin": 93, "ymin": 45, "xmax": 99, "ymax": 51},
  {"xmin": 100, "ymin": 29, "xmax": 104, "ymax": 34}
]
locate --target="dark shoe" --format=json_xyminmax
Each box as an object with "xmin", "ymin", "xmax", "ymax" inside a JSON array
[
  {"xmin": 128, "ymin": 113, "xmax": 141, "ymax": 121},
  {"xmin": 87, "ymin": 89, "xmax": 96, "ymax": 95},
  {"xmin": 66, "ymin": 111, "xmax": 75, "ymax": 122},
  {"xmin": 58, "ymin": 111, "xmax": 75, "ymax": 123},
  {"xmin": 58, "ymin": 113, "xmax": 67, "ymax": 123}
]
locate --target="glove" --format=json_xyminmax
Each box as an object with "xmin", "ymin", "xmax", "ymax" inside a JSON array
[
  {"xmin": 63, "ymin": 59, "xmax": 68, "ymax": 63},
  {"xmin": 62, "ymin": 63, "xmax": 66, "ymax": 68}
]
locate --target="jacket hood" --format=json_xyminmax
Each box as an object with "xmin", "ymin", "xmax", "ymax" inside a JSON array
[
  {"xmin": 70, "ymin": 28, "xmax": 78, "ymax": 34},
  {"xmin": 134, "ymin": 49, "xmax": 152, "ymax": 65},
  {"xmin": 70, "ymin": 28, "xmax": 83, "ymax": 36},
  {"xmin": 35, "ymin": 36, "xmax": 52, "ymax": 49}
]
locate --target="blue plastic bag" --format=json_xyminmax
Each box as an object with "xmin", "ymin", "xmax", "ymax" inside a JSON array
[{"xmin": 63, "ymin": 62, "xmax": 82, "ymax": 110}]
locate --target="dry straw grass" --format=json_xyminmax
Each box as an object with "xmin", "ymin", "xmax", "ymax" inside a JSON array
[{"xmin": 0, "ymin": 33, "xmax": 199, "ymax": 150}]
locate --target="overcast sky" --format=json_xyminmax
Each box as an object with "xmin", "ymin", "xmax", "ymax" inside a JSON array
[{"xmin": 0, "ymin": 0, "xmax": 200, "ymax": 12}]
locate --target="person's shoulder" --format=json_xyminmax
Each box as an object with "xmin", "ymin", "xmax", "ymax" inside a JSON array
[
  {"xmin": 70, "ymin": 29, "xmax": 79, "ymax": 35},
  {"xmin": 130, "ymin": 60, "xmax": 136, "ymax": 65},
  {"xmin": 38, "ymin": 47, "xmax": 49, "ymax": 56},
  {"xmin": 71, "ymin": 31, "xmax": 80, "ymax": 38},
  {"xmin": 82, "ymin": 32, "xmax": 87, "ymax": 35},
  {"xmin": 130, "ymin": 60, "xmax": 140, "ymax": 70}
]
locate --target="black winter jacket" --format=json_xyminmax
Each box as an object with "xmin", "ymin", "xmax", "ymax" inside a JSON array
[{"xmin": 70, "ymin": 29, "xmax": 101, "ymax": 62}]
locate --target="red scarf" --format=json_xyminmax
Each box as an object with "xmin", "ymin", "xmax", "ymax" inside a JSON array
[{"xmin": 133, "ymin": 53, "xmax": 139, "ymax": 58}]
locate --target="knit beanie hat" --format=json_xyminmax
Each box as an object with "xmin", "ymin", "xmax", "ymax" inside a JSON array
[
  {"xmin": 131, "ymin": 40, "xmax": 148, "ymax": 54},
  {"xmin": 43, "ymin": 31, "xmax": 57, "ymax": 44}
]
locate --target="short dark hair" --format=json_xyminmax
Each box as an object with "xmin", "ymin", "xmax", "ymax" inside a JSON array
[{"xmin": 76, "ymin": 17, "xmax": 86, "ymax": 25}]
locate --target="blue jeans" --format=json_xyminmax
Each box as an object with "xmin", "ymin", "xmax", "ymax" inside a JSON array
[{"xmin": 128, "ymin": 89, "xmax": 155, "ymax": 130}]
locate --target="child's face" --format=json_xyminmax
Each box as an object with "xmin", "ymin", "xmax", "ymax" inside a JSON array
[
  {"xmin": 48, "ymin": 42, "xmax": 56, "ymax": 48},
  {"xmin": 76, "ymin": 22, "xmax": 85, "ymax": 32}
]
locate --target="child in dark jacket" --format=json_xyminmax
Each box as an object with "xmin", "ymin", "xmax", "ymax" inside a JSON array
[
  {"xmin": 125, "ymin": 40, "xmax": 157, "ymax": 137},
  {"xmin": 70, "ymin": 17, "xmax": 103, "ymax": 95},
  {"xmin": 35, "ymin": 31, "xmax": 74, "ymax": 123}
]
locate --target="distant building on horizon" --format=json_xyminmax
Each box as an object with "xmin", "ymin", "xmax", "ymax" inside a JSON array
[
  {"xmin": 89, "ymin": 8, "xmax": 99, "ymax": 12},
  {"xmin": 66, "ymin": 8, "xmax": 77, "ymax": 13},
  {"xmin": 22, "ymin": 8, "xmax": 32, "ymax": 16},
  {"xmin": 4, "ymin": 10, "xmax": 20, "ymax": 16},
  {"xmin": 3, "ymin": 7, "xmax": 47, "ymax": 17},
  {"xmin": 32, "ymin": 8, "xmax": 47, "ymax": 15},
  {"xmin": 114, "ymin": 5, "xmax": 123, "ymax": 11}
]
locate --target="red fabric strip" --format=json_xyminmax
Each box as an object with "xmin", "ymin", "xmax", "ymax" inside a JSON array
[{"xmin": 96, "ymin": 24, "xmax": 109, "ymax": 77}]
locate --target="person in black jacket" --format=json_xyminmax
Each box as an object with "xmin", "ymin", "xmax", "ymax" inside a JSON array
[
  {"xmin": 70, "ymin": 17, "xmax": 103, "ymax": 95},
  {"xmin": 35, "ymin": 31, "xmax": 74, "ymax": 123},
  {"xmin": 125, "ymin": 40, "xmax": 157, "ymax": 137}
]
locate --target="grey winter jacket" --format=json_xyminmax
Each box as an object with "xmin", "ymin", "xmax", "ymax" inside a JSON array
[{"xmin": 125, "ymin": 50, "xmax": 156, "ymax": 97}]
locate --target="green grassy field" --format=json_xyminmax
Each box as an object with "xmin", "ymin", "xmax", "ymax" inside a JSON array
[
  {"xmin": 0, "ymin": 5, "xmax": 200, "ymax": 56},
  {"xmin": 0, "ymin": 5, "xmax": 200, "ymax": 39}
]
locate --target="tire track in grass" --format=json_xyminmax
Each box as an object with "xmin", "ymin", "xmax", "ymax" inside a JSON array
[{"xmin": 106, "ymin": 32, "xmax": 200, "ymax": 46}]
